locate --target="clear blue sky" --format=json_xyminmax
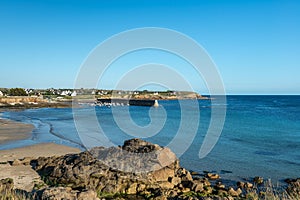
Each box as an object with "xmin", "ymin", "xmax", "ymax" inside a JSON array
[{"xmin": 0, "ymin": 0, "xmax": 299, "ymax": 94}]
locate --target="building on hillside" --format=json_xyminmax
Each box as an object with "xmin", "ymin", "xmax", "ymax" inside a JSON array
[
  {"xmin": 71, "ymin": 91, "xmax": 77, "ymax": 97},
  {"xmin": 61, "ymin": 90, "xmax": 71, "ymax": 96},
  {"xmin": 0, "ymin": 91, "xmax": 3, "ymax": 96}
]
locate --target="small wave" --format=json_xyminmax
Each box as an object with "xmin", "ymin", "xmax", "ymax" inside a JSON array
[
  {"xmin": 46, "ymin": 121, "xmax": 85, "ymax": 148},
  {"xmin": 254, "ymin": 150, "xmax": 279, "ymax": 156}
]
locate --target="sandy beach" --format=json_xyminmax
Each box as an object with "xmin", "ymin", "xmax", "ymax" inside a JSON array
[
  {"xmin": 0, "ymin": 118, "xmax": 34, "ymax": 144},
  {"xmin": 0, "ymin": 143, "xmax": 81, "ymax": 191},
  {"xmin": 0, "ymin": 117, "xmax": 81, "ymax": 191},
  {"xmin": 0, "ymin": 143, "xmax": 81, "ymax": 162}
]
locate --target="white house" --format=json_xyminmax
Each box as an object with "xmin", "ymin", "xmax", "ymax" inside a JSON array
[
  {"xmin": 25, "ymin": 89, "xmax": 33, "ymax": 95},
  {"xmin": 61, "ymin": 90, "xmax": 71, "ymax": 96},
  {"xmin": 71, "ymin": 91, "xmax": 77, "ymax": 97},
  {"xmin": 0, "ymin": 91, "xmax": 3, "ymax": 96}
]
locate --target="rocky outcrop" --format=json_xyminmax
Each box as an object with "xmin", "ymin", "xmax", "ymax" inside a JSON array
[
  {"xmin": 286, "ymin": 178, "xmax": 300, "ymax": 197},
  {"xmin": 30, "ymin": 139, "xmax": 272, "ymax": 199},
  {"xmin": 31, "ymin": 139, "xmax": 198, "ymax": 198},
  {"xmin": 2, "ymin": 138, "xmax": 299, "ymax": 199},
  {"xmin": 89, "ymin": 138, "xmax": 177, "ymax": 173}
]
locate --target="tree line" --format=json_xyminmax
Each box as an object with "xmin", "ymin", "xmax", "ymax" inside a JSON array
[{"xmin": 0, "ymin": 88, "xmax": 27, "ymax": 96}]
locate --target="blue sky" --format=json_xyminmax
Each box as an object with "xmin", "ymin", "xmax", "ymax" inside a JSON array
[{"xmin": 0, "ymin": 0, "xmax": 299, "ymax": 94}]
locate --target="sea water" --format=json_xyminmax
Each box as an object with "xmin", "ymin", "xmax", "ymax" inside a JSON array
[{"xmin": 1, "ymin": 95, "xmax": 300, "ymax": 183}]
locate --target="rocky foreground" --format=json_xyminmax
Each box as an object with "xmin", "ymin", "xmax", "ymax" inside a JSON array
[{"xmin": 0, "ymin": 139, "xmax": 299, "ymax": 200}]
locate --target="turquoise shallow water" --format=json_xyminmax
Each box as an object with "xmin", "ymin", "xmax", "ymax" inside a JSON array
[{"xmin": 1, "ymin": 95, "xmax": 300, "ymax": 183}]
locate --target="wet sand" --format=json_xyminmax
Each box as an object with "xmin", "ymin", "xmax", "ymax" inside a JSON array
[
  {"xmin": 0, "ymin": 143, "xmax": 81, "ymax": 162},
  {"xmin": 0, "ymin": 118, "xmax": 34, "ymax": 144},
  {"xmin": 0, "ymin": 116, "xmax": 81, "ymax": 162},
  {"xmin": 0, "ymin": 117, "xmax": 81, "ymax": 191}
]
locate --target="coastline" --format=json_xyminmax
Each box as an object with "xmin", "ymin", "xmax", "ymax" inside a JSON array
[
  {"xmin": 0, "ymin": 96, "xmax": 299, "ymax": 197},
  {"xmin": 0, "ymin": 139, "xmax": 298, "ymax": 199},
  {"xmin": 0, "ymin": 95, "xmax": 209, "ymax": 114}
]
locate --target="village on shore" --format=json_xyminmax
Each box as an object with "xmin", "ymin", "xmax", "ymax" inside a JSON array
[{"xmin": 0, "ymin": 88, "xmax": 206, "ymax": 108}]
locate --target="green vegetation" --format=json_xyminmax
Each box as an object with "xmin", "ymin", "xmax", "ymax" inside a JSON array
[
  {"xmin": 8, "ymin": 88, "xmax": 27, "ymax": 96},
  {"xmin": 97, "ymin": 191, "xmax": 128, "ymax": 199}
]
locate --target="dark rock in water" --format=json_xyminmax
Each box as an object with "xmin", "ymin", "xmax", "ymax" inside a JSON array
[{"xmin": 220, "ymin": 170, "xmax": 233, "ymax": 174}]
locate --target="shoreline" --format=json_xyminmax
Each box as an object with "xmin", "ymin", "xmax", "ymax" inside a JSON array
[
  {"xmin": 0, "ymin": 104, "xmax": 298, "ymax": 191},
  {"xmin": 0, "ymin": 143, "xmax": 81, "ymax": 192},
  {"xmin": 0, "ymin": 107, "xmax": 297, "ymax": 184},
  {"xmin": 0, "ymin": 118, "xmax": 34, "ymax": 145},
  {"xmin": 0, "ymin": 95, "xmax": 210, "ymax": 109},
  {"xmin": 0, "ymin": 143, "xmax": 81, "ymax": 162},
  {"xmin": 0, "ymin": 139, "xmax": 298, "ymax": 199}
]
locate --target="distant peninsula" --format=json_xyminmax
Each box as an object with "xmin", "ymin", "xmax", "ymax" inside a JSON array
[{"xmin": 0, "ymin": 88, "xmax": 207, "ymax": 108}]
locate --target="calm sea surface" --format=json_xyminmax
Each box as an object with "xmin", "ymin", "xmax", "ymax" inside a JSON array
[{"xmin": 1, "ymin": 95, "xmax": 300, "ymax": 183}]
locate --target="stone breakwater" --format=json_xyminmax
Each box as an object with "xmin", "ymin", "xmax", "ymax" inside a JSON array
[
  {"xmin": 96, "ymin": 98, "xmax": 157, "ymax": 107},
  {"xmin": 1, "ymin": 139, "xmax": 300, "ymax": 200}
]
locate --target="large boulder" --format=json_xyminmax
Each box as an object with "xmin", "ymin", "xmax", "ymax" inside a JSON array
[
  {"xmin": 91, "ymin": 138, "xmax": 177, "ymax": 173},
  {"xmin": 31, "ymin": 138, "xmax": 184, "ymax": 196}
]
